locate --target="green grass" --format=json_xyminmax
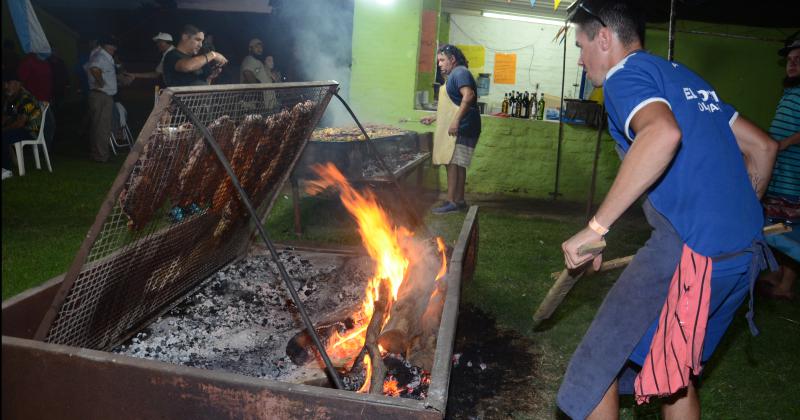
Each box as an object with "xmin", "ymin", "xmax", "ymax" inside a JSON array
[{"xmin": 2, "ymin": 158, "xmax": 798, "ymax": 419}]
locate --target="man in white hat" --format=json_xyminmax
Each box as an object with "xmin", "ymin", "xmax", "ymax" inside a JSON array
[
  {"xmin": 240, "ymin": 38, "xmax": 271, "ymax": 84},
  {"xmin": 128, "ymin": 32, "xmax": 175, "ymax": 83}
]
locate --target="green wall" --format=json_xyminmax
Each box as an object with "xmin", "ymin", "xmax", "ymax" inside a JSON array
[
  {"xmin": 645, "ymin": 21, "xmax": 795, "ymax": 130},
  {"xmin": 350, "ymin": 0, "xmax": 424, "ymax": 122}
]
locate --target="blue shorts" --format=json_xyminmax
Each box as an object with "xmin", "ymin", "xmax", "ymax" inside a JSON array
[{"xmin": 629, "ymin": 253, "xmax": 752, "ymax": 366}]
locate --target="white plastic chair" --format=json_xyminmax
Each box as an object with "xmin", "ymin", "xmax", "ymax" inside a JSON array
[
  {"xmin": 109, "ymin": 102, "xmax": 134, "ymax": 155},
  {"xmin": 14, "ymin": 102, "xmax": 52, "ymax": 176}
]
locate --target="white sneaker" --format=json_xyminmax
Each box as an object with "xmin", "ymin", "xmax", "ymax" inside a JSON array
[{"xmin": 1, "ymin": 169, "xmax": 12, "ymax": 180}]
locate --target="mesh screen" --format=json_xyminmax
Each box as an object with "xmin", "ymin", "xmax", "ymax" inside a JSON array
[{"xmin": 42, "ymin": 82, "xmax": 338, "ymax": 350}]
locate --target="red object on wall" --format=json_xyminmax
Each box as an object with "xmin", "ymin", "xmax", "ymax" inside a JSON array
[{"xmin": 418, "ymin": 10, "xmax": 437, "ymax": 73}]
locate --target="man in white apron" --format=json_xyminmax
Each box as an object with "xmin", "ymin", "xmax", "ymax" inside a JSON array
[{"xmin": 421, "ymin": 44, "xmax": 481, "ymax": 214}]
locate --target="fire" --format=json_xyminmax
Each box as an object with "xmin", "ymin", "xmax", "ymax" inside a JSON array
[
  {"xmin": 383, "ymin": 377, "xmax": 401, "ymax": 397},
  {"xmin": 357, "ymin": 354, "xmax": 371, "ymax": 393},
  {"xmin": 306, "ymin": 163, "xmax": 448, "ymax": 389},
  {"xmin": 435, "ymin": 237, "xmax": 447, "ymax": 281}
]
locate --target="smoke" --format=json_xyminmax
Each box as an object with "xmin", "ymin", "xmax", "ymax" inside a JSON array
[{"xmin": 276, "ymin": 0, "xmax": 354, "ymax": 126}]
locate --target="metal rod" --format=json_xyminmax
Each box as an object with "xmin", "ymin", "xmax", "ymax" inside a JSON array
[
  {"xmin": 585, "ymin": 106, "xmax": 605, "ymax": 222},
  {"xmin": 551, "ymin": 22, "xmax": 568, "ymax": 200},
  {"xmin": 171, "ymin": 97, "xmax": 345, "ymax": 390},
  {"xmin": 668, "ymin": 0, "xmax": 677, "ymax": 61},
  {"xmin": 333, "ymin": 92, "xmax": 433, "ymax": 237}
]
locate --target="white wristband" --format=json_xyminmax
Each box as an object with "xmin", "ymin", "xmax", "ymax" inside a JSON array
[{"xmin": 588, "ymin": 217, "xmax": 609, "ymax": 236}]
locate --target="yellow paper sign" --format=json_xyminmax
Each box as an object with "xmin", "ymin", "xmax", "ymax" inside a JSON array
[
  {"xmin": 494, "ymin": 53, "xmax": 517, "ymax": 84},
  {"xmin": 554, "ymin": 0, "xmax": 562, "ymax": 10},
  {"xmin": 455, "ymin": 44, "xmax": 485, "ymax": 71}
]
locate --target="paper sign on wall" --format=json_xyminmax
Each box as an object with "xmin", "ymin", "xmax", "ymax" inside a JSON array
[
  {"xmin": 455, "ymin": 44, "xmax": 485, "ymax": 71},
  {"xmin": 494, "ymin": 53, "xmax": 517, "ymax": 84}
]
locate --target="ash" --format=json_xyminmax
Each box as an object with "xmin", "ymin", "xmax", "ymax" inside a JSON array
[
  {"xmin": 113, "ymin": 250, "xmax": 371, "ymax": 381},
  {"xmin": 362, "ymin": 152, "xmax": 427, "ymax": 179}
]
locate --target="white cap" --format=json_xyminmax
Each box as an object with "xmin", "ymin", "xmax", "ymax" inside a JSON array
[
  {"xmin": 152, "ymin": 32, "xmax": 173, "ymax": 43},
  {"xmin": 249, "ymin": 38, "xmax": 263, "ymax": 48}
]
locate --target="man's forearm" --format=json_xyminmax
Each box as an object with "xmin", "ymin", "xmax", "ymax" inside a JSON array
[{"xmin": 731, "ymin": 116, "xmax": 778, "ymax": 198}]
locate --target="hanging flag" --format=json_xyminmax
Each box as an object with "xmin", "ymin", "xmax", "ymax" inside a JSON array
[
  {"xmin": 554, "ymin": 0, "xmax": 562, "ymax": 10},
  {"xmin": 6, "ymin": 0, "xmax": 51, "ymax": 55},
  {"xmin": 530, "ymin": 0, "xmax": 537, "ymax": 7}
]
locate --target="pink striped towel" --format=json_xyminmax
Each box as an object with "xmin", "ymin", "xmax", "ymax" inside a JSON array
[{"xmin": 634, "ymin": 244, "xmax": 712, "ymax": 404}]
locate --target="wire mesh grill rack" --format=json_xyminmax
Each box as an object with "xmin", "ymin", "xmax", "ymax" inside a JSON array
[{"xmin": 35, "ymin": 82, "xmax": 339, "ymax": 350}]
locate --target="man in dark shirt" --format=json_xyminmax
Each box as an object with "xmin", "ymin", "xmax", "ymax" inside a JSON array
[
  {"xmin": 3, "ymin": 71, "xmax": 43, "ymax": 179},
  {"xmin": 163, "ymin": 25, "xmax": 228, "ymax": 87}
]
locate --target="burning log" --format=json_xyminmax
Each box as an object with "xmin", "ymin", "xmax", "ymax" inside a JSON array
[
  {"xmin": 364, "ymin": 280, "xmax": 390, "ymax": 394},
  {"xmin": 406, "ymin": 275, "xmax": 447, "ymax": 371},
  {"xmin": 285, "ymin": 317, "xmax": 355, "ymax": 366},
  {"xmin": 377, "ymin": 245, "xmax": 440, "ymax": 354}
]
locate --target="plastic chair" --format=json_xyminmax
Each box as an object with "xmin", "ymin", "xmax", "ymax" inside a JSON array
[
  {"xmin": 109, "ymin": 102, "xmax": 134, "ymax": 155},
  {"xmin": 14, "ymin": 102, "xmax": 52, "ymax": 176}
]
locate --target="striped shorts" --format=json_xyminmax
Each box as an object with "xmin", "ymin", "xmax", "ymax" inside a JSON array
[{"xmin": 450, "ymin": 144, "xmax": 475, "ymax": 168}]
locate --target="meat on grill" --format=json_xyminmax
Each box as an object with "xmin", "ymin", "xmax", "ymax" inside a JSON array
[{"xmin": 119, "ymin": 123, "xmax": 193, "ymax": 231}]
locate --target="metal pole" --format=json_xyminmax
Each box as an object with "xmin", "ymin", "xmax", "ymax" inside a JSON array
[
  {"xmin": 585, "ymin": 106, "xmax": 605, "ymax": 222},
  {"xmin": 668, "ymin": 0, "xmax": 677, "ymax": 61},
  {"xmin": 333, "ymin": 92, "xmax": 433, "ymax": 237},
  {"xmin": 551, "ymin": 22, "xmax": 568, "ymax": 200},
  {"xmin": 172, "ymin": 97, "xmax": 345, "ymax": 390}
]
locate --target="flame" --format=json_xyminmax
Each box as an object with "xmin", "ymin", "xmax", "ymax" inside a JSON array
[
  {"xmin": 435, "ymin": 237, "xmax": 447, "ymax": 281},
  {"xmin": 307, "ymin": 163, "xmax": 449, "ymax": 390},
  {"xmin": 383, "ymin": 377, "xmax": 401, "ymax": 397},
  {"xmin": 357, "ymin": 354, "xmax": 371, "ymax": 393}
]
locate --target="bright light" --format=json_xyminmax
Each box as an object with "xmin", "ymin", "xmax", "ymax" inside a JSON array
[
  {"xmin": 482, "ymin": 11, "xmax": 566, "ymax": 27},
  {"xmin": 375, "ymin": 0, "xmax": 395, "ymax": 6}
]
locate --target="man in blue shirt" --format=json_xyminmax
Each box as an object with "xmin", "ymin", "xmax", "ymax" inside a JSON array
[{"xmin": 558, "ymin": 1, "xmax": 778, "ymax": 418}]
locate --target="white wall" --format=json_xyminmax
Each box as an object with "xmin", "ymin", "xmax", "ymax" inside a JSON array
[{"xmin": 448, "ymin": 14, "xmax": 584, "ymax": 113}]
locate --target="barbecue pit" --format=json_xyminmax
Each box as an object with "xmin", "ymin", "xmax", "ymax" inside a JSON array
[{"xmin": 2, "ymin": 81, "xmax": 479, "ymax": 419}]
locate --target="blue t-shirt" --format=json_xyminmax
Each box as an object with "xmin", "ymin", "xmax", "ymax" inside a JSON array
[
  {"xmin": 446, "ymin": 65, "xmax": 481, "ymax": 140},
  {"xmin": 766, "ymin": 86, "xmax": 800, "ymax": 199},
  {"xmin": 603, "ymin": 51, "xmax": 763, "ymax": 257}
]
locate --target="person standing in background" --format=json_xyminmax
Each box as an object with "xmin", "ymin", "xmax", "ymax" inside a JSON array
[
  {"xmin": 421, "ymin": 44, "xmax": 481, "ymax": 214},
  {"xmin": 85, "ymin": 36, "xmax": 119, "ymax": 163},
  {"xmin": 240, "ymin": 39, "xmax": 270, "ymax": 84},
  {"xmin": 17, "ymin": 52, "xmax": 52, "ymax": 103},
  {"xmin": 127, "ymin": 32, "xmax": 175, "ymax": 85},
  {"xmin": 759, "ymin": 36, "xmax": 800, "ymax": 300},
  {"xmin": 162, "ymin": 25, "xmax": 228, "ymax": 87}
]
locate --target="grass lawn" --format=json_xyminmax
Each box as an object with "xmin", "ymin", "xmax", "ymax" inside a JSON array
[{"xmin": 2, "ymin": 152, "xmax": 798, "ymax": 419}]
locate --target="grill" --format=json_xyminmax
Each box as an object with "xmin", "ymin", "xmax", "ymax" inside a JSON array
[
  {"xmin": 3, "ymin": 81, "xmax": 480, "ymax": 419},
  {"xmin": 35, "ymin": 82, "xmax": 338, "ymax": 351}
]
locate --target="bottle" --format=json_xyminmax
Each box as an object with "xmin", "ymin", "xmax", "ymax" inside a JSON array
[
  {"xmin": 516, "ymin": 92, "xmax": 523, "ymax": 118},
  {"xmin": 537, "ymin": 94, "xmax": 546, "ymax": 120},
  {"xmin": 530, "ymin": 93, "xmax": 537, "ymax": 119},
  {"xmin": 522, "ymin": 91, "xmax": 530, "ymax": 119},
  {"xmin": 509, "ymin": 91, "xmax": 516, "ymax": 116},
  {"xmin": 501, "ymin": 93, "xmax": 509, "ymax": 114}
]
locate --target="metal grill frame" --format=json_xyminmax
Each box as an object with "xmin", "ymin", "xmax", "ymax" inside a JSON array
[{"xmin": 34, "ymin": 81, "xmax": 339, "ymax": 351}]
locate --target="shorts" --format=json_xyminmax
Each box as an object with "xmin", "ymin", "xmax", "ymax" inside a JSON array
[{"xmin": 450, "ymin": 143, "xmax": 475, "ymax": 168}]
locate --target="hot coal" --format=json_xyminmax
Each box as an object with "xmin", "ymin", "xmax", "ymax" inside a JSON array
[
  {"xmin": 112, "ymin": 250, "xmax": 372, "ymax": 381},
  {"xmin": 382, "ymin": 353, "xmax": 430, "ymax": 400}
]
